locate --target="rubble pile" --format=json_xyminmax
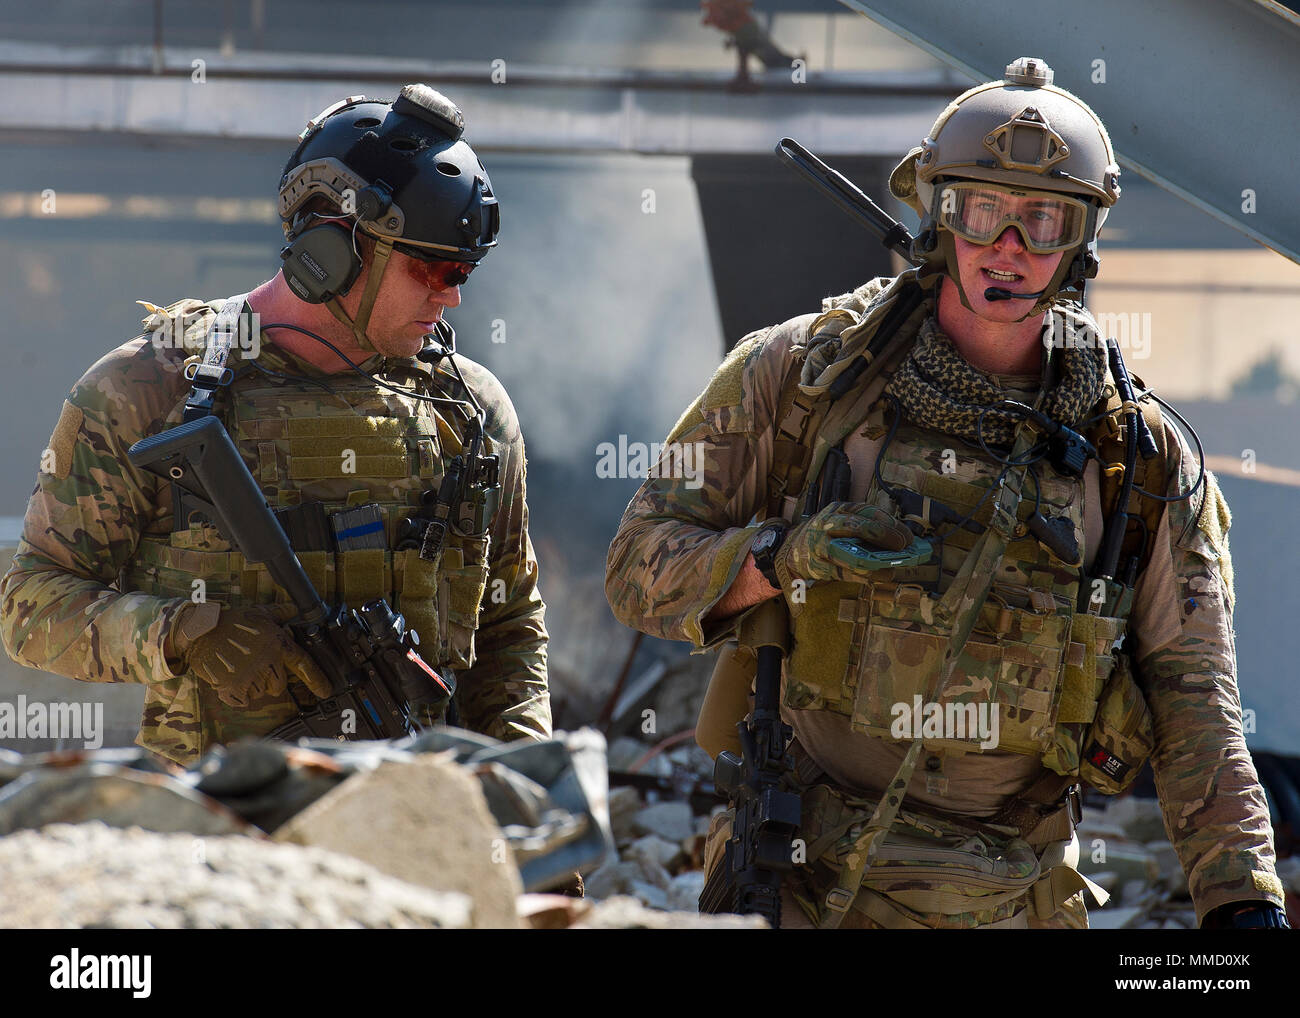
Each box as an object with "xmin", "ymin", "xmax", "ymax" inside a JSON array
[
  {"xmin": 0, "ymin": 727, "xmax": 748, "ymax": 929},
  {"xmin": 0, "ymin": 732, "xmax": 604, "ymax": 929},
  {"xmin": 1072, "ymin": 796, "xmax": 1191, "ymax": 928},
  {"xmin": 1070, "ymin": 794, "xmax": 1284, "ymax": 929},
  {"xmin": 583, "ymin": 734, "xmax": 723, "ymax": 914},
  {"xmin": 0, "ymin": 821, "xmax": 473, "ymax": 929},
  {"xmin": 0, "ymin": 713, "xmax": 1292, "ymax": 929}
]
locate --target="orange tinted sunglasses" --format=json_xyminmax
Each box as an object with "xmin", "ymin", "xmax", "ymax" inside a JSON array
[{"xmin": 401, "ymin": 250, "xmax": 475, "ymax": 291}]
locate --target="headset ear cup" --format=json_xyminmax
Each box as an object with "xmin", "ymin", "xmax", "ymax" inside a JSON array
[{"xmin": 279, "ymin": 223, "xmax": 361, "ymax": 304}]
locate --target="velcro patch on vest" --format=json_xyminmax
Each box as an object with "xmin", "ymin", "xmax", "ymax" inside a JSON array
[
  {"xmin": 288, "ymin": 436, "xmax": 405, "ymax": 458},
  {"xmin": 702, "ymin": 333, "xmax": 760, "ymax": 413},
  {"xmin": 1083, "ymin": 741, "xmax": 1131, "ymax": 783},
  {"xmin": 287, "ymin": 416, "xmax": 407, "ymax": 439},
  {"xmin": 1197, "ymin": 471, "xmax": 1232, "ymax": 551},
  {"xmin": 1059, "ymin": 615, "xmax": 1098, "ymax": 725},
  {"xmin": 45, "ymin": 400, "xmax": 83, "ymax": 480},
  {"xmin": 289, "ymin": 455, "xmax": 409, "ymax": 480}
]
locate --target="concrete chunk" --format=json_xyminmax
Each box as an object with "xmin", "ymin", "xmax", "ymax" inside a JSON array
[
  {"xmin": 584, "ymin": 860, "xmax": 642, "ymax": 900},
  {"xmin": 626, "ymin": 833, "xmax": 682, "ymax": 873},
  {"xmin": 632, "ymin": 800, "xmax": 694, "ymax": 843},
  {"xmin": 667, "ymin": 870, "xmax": 706, "ymax": 912},
  {"xmin": 274, "ymin": 754, "xmax": 521, "ymax": 928}
]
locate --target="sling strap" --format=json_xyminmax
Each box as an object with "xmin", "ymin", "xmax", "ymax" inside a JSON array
[{"xmin": 183, "ymin": 294, "xmax": 251, "ymax": 423}]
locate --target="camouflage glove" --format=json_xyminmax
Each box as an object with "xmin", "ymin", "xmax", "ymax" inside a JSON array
[
  {"xmin": 773, "ymin": 502, "xmax": 932, "ymax": 588},
  {"xmin": 175, "ymin": 603, "xmax": 332, "ymax": 709}
]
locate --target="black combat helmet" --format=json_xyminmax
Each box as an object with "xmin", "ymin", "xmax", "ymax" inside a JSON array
[
  {"xmin": 275, "ymin": 85, "xmax": 499, "ymax": 350},
  {"xmin": 279, "ymin": 84, "xmax": 499, "ymax": 262}
]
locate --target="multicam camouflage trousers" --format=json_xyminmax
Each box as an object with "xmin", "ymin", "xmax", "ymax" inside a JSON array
[
  {"xmin": 703, "ymin": 783, "xmax": 1092, "ymax": 930},
  {"xmin": 771, "ymin": 885, "xmax": 1088, "ymax": 929},
  {"xmin": 777, "ymin": 857, "xmax": 1090, "ymax": 930}
]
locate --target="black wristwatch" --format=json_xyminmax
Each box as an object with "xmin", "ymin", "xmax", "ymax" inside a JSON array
[{"xmin": 750, "ymin": 521, "xmax": 789, "ymax": 589}]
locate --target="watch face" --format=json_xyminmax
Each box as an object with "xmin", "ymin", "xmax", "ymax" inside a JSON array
[{"xmin": 753, "ymin": 529, "xmax": 778, "ymax": 555}]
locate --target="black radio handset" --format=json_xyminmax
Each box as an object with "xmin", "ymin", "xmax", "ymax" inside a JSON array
[{"xmin": 405, "ymin": 319, "xmax": 501, "ymax": 561}]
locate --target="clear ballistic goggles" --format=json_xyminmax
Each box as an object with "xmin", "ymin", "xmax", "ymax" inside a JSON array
[{"xmin": 937, "ymin": 181, "xmax": 1090, "ymax": 254}]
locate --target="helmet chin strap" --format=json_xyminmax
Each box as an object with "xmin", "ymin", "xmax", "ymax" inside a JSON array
[
  {"xmin": 938, "ymin": 230, "xmax": 978, "ymax": 314},
  {"xmin": 920, "ymin": 190, "xmax": 991, "ymax": 317},
  {"xmin": 324, "ymin": 235, "xmax": 396, "ymax": 353}
]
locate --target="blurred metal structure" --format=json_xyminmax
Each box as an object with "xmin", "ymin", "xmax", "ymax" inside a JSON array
[
  {"xmin": 837, "ymin": 0, "xmax": 1300, "ymax": 263},
  {"xmin": 0, "ymin": 46, "xmax": 955, "ymax": 156},
  {"xmin": 0, "ymin": 0, "xmax": 968, "ymax": 154}
]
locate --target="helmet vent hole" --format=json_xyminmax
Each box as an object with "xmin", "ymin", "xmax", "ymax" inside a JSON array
[
  {"xmin": 390, "ymin": 137, "xmax": 419, "ymax": 152},
  {"xmin": 353, "ymin": 117, "xmax": 381, "ymax": 129},
  {"xmin": 436, "ymin": 161, "xmax": 461, "ymax": 177}
]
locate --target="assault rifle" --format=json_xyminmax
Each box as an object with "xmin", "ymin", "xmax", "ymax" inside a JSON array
[
  {"xmin": 698, "ymin": 598, "xmax": 801, "ymax": 927},
  {"xmin": 128, "ymin": 415, "xmax": 454, "ymax": 741}
]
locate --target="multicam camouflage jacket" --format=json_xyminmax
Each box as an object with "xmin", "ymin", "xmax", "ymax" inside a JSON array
[
  {"xmin": 1, "ymin": 298, "xmax": 550, "ymax": 765},
  {"xmin": 605, "ymin": 275, "xmax": 1283, "ymax": 923}
]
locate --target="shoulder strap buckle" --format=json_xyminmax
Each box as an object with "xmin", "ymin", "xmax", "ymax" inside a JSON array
[
  {"xmin": 183, "ymin": 361, "xmax": 234, "ymax": 388},
  {"xmin": 182, "ymin": 294, "xmax": 250, "ymax": 423}
]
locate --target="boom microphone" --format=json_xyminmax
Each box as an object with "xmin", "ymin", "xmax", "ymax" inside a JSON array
[{"xmin": 984, "ymin": 286, "xmax": 1049, "ymax": 302}]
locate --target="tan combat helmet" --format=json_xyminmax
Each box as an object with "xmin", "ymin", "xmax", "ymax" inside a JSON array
[{"xmin": 890, "ymin": 57, "xmax": 1121, "ymax": 316}]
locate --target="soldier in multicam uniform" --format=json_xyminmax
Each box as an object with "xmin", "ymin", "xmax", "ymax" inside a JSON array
[
  {"xmin": 606, "ymin": 59, "xmax": 1287, "ymax": 929},
  {"xmin": 1, "ymin": 85, "xmax": 550, "ymax": 766}
]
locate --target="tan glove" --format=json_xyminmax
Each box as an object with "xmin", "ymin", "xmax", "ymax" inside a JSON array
[{"xmin": 173, "ymin": 603, "xmax": 332, "ymax": 708}]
